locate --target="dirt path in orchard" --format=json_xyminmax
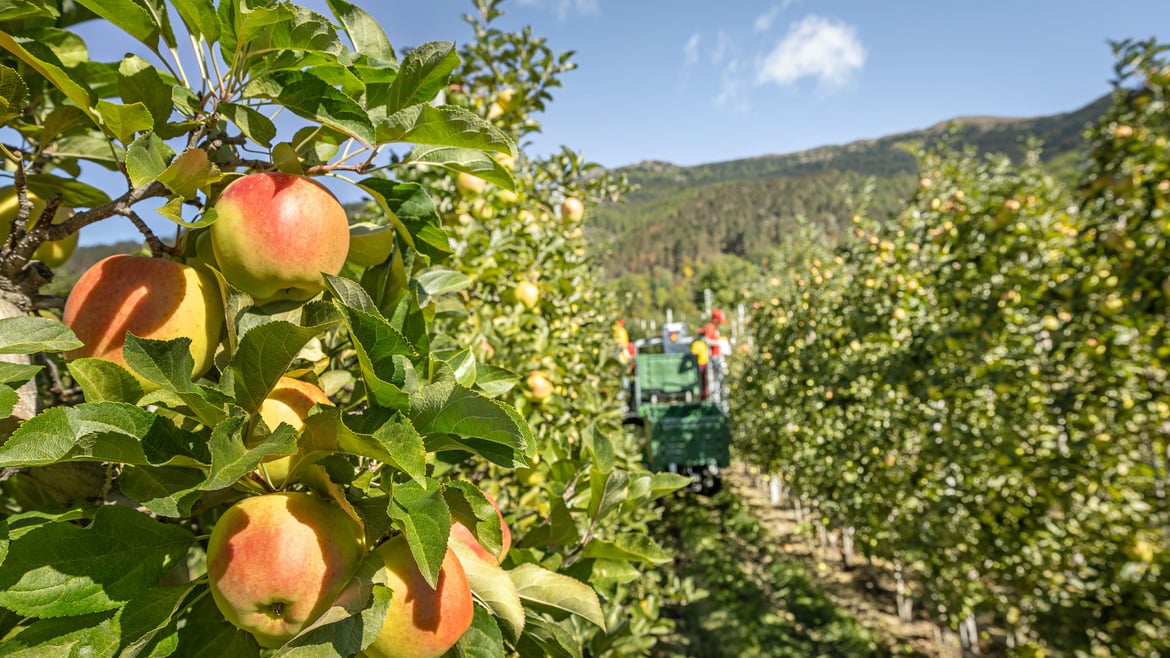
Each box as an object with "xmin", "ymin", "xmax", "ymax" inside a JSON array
[{"xmin": 723, "ymin": 463, "xmax": 1002, "ymax": 658}]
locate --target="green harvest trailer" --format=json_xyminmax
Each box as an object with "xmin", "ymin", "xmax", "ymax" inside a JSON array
[{"xmin": 624, "ymin": 325, "xmax": 731, "ymax": 495}]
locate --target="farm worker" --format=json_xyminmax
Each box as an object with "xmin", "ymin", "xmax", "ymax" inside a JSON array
[
  {"xmin": 704, "ymin": 309, "xmax": 726, "ymax": 358},
  {"xmin": 691, "ymin": 338, "xmax": 710, "ymax": 399},
  {"xmin": 614, "ymin": 319, "xmax": 631, "ymax": 365}
]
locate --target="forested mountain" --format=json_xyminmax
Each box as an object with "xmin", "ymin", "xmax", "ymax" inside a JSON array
[{"xmin": 594, "ymin": 93, "xmax": 1111, "ymax": 279}]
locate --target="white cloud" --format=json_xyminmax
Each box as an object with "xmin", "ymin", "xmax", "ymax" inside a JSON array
[
  {"xmin": 711, "ymin": 30, "xmax": 733, "ymax": 65},
  {"xmin": 753, "ymin": 1, "xmax": 797, "ymax": 33},
  {"xmin": 683, "ymin": 33, "xmax": 701, "ymax": 66},
  {"xmin": 517, "ymin": 0, "xmax": 600, "ymax": 21},
  {"xmin": 756, "ymin": 15, "xmax": 866, "ymax": 90}
]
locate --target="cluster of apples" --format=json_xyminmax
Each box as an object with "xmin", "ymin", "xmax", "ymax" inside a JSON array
[{"xmin": 55, "ymin": 172, "xmax": 503, "ymax": 653}]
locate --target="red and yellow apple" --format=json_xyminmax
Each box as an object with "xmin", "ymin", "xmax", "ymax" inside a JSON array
[
  {"xmin": 210, "ymin": 172, "xmax": 349, "ymax": 302},
  {"xmin": 560, "ymin": 196, "xmax": 585, "ymax": 222},
  {"xmin": 448, "ymin": 490, "xmax": 511, "ymax": 565},
  {"xmin": 363, "ymin": 535, "xmax": 474, "ymax": 658},
  {"xmin": 62, "ymin": 255, "xmax": 223, "ymax": 386},
  {"xmin": 526, "ymin": 370, "xmax": 553, "ymax": 403},
  {"xmin": 252, "ymin": 376, "xmax": 335, "ymax": 488},
  {"xmin": 0, "ymin": 187, "xmax": 79, "ymax": 268},
  {"xmin": 207, "ymin": 492, "xmax": 365, "ymax": 648}
]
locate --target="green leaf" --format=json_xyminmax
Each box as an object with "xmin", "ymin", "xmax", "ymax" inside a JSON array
[
  {"xmin": 410, "ymin": 381, "xmax": 535, "ymax": 467},
  {"xmin": 518, "ymin": 611, "xmax": 580, "ymax": 658},
  {"xmin": 382, "ymin": 41, "xmax": 457, "ymax": 115},
  {"xmin": 74, "ymin": 0, "xmax": 161, "ymax": 50},
  {"xmin": 221, "ymin": 102, "xmax": 276, "ymax": 146},
  {"xmin": 333, "ymin": 299, "xmax": 417, "ymax": 410},
  {"xmin": 377, "ymin": 104, "xmax": 516, "ymax": 157},
  {"xmin": 158, "ymin": 147, "xmax": 218, "ymax": 199},
  {"xmin": 126, "ymin": 131, "xmax": 176, "ymax": 189},
  {"xmin": 0, "ymin": 611, "xmax": 120, "ymax": 657},
  {"xmin": 0, "ymin": 504, "xmax": 194, "ymax": 617},
  {"xmin": 585, "ymin": 427, "xmax": 615, "ymax": 474},
  {"xmin": 203, "ymin": 414, "xmax": 297, "ymax": 490},
  {"xmin": 40, "ymin": 105, "xmax": 94, "ymax": 145},
  {"xmin": 227, "ymin": 320, "xmax": 325, "ymax": 413},
  {"xmin": 273, "ymin": 581, "xmax": 392, "ymax": 657},
  {"xmin": 25, "ymin": 173, "xmax": 112, "ymax": 207},
  {"xmin": 95, "ymin": 99, "xmax": 153, "ymax": 144},
  {"xmin": 171, "ymin": 0, "xmax": 220, "ymax": 43},
  {"xmin": 580, "ymin": 533, "xmax": 670, "ymax": 565},
  {"xmin": 0, "ymin": 401, "xmax": 208, "ymax": 468},
  {"xmin": 356, "ymin": 178, "xmax": 450, "ymax": 262},
  {"xmin": 449, "ymin": 603, "xmax": 507, "ymax": 657},
  {"xmin": 587, "ymin": 467, "xmax": 628, "ymax": 524},
  {"xmin": 647, "ymin": 472, "xmax": 692, "ymax": 499},
  {"xmin": 474, "ymin": 364, "xmax": 518, "ymax": 398},
  {"xmin": 0, "ymin": 64, "xmax": 27, "ymax": 126},
  {"xmin": 116, "ymin": 583, "xmax": 198, "ymax": 657},
  {"xmin": 336, "ymin": 410, "xmax": 426, "ymax": 484},
  {"xmin": 0, "ymin": 385, "xmax": 18, "ymax": 418},
  {"xmin": 118, "ymin": 54, "xmax": 175, "ymax": 131},
  {"xmin": 509, "ymin": 564, "xmax": 605, "ymax": 631},
  {"xmin": 443, "ymin": 481, "xmax": 502, "ymax": 558},
  {"xmin": 172, "ymin": 587, "xmax": 260, "ymax": 655},
  {"xmin": 389, "ymin": 477, "xmax": 451, "ymax": 589},
  {"xmin": 0, "ymin": 361, "xmax": 41, "ymax": 386},
  {"xmin": 0, "ymin": 315, "xmax": 81, "ymax": 354},
  {"xmin": 120, "ymin": 464, "xmax": 206, "ymax": 517},
  {"xmin": 122, "ymin": 333, "xmax": 227, "ymax": 426},
  {"xmin": 67, "ymin": 358, "xmax": 144, "ymax": 404},
  {"xmin": 0, "ymin": 1, "xmax": 57, "ymax": 22},
  {"xmin": 218, "ymin": 0, "xmax": 294, "ymax": 64},
  {"xmin": 0, "ymin": 32, "xmax": 99, "ymax": 127},
  {"xmin": 416, "ymin": 268, "xmax": 473, "ymax": 297},
  {"xmin": 441, "ymin": 348, "xmax": 477, "ymax": 388},
  {"xmin": 404, "ymin": 145, "xmax": 515, "ymax": 191},
  {"xmin": 247, "ymin": 70, "xmax": 374, "ymax": 145},
  {"xmin": 326, "ymin": 0, "xmax": 395, "ymax": 63}
]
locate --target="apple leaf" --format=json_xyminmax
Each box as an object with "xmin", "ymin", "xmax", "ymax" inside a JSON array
[
  {"xmin": 326, "ymin": 0, "xmax": 395, "ymax": 64},
  {"xmin": 117, "ymin": 55, "xmax": 175, "ymax": 131},
  {"xmin": 246, "ymin": 70, "xmax": 374, "ymax": 146},
  {"xmin": 474, "ymin": 364, "xmax": 519, "ymax": 398},
  {"xmin": 0, "ymin": 611, "xmax": 120, "ymax": 656},
  {"xmin": 40, "ymin": 104, "xmax": 94, "ymax": 145},
  {"xmin": 377, "ymin": 104, "xmax": 516, "ymax": 158},
  {"xmin": 580, "ymin": 533, "xmax": 671, "ymax": 565},
  {"xmin": 438, "ymin": 348, "xmax": 477, "ymax": 388},
  {"xmin": 356, "ymin": 178, "xmax": 450, "ymax": 263},
  {"xmin": 336, "ymin": 409, "xmax": 426, "ymax": 484},
  {"xmin": 389, "ymin": 477, "xmax": 451, "ymax": 589},
  {"xmin": 378, "ymin": 41, "xmax": 458, "ymax": 116},
  {"xmin": 409, "ymin": 380, "xmax": 536, "ymax": 468},
  {"xmin": 170, "ymin": 0, "xmax": 221, "ymax": 43},
  {"xmin": 509, "ymin": 564, "xmax": 606, "ymax": 631},
  {"xmin": 272, "ymin": 582, "xmax": 393, "ymax": 658},
  {"xmin": 23, "ymin": 173, "xmax": 112, "ymax": 208},
  {"xmin": 120, "ymin": 464, "xmax": 206, "ymax": 517},
  {"xmin": 68, "ymin": 358, "xmax": 144, "ymax": 404},
  {"xmin": 0, "ymin": 64, "xmax": 27, "ymax": 126},
  {"xmin": 0, "ymin": 401, "xmax": 208, "ymax": 468},
  {"xmin": 416, "ymin": 268, "xmax": 474, "ymax": 297},
  {"xmin": 122, "ymin": 333, "xmax": 228, "ymax": 426},
  {"xmin": 74, "ymin": 0, "xmax": 163, "ymax": 51},
  {"xmin": 325, "ymin": 272, "xmax": 381, "ymax": 315},
  {"xmin": 449, "ymin": 603, "xmax": 508, "ymax": 657},
  {"xmin": 221, "ymin": 102, "xmax": 276, "ymax": 146},
  {"xmin": 330, "ymin": 288, "xmax": 419, "ymax": 410},
  {"xmin": 587, "ymin": 467, "xmax": 628, "ymax": 525},
  {"xmin": 203, "ymin": 414, "xmax": 297, "ymax": 490},
  {"xmin": 584, "ymin": 427, "xmax": 615, "ymax": 475},
  {"xmin": 0, "ymin": 385, "xmax": 18, "ymax": 418},
  {"xmin": 0, "ymin": 31, "xmax": 99, "ymax": 128},
  {"xmin": 0, "ymin": 315, "xmax": 81, "ymax": 354},
  {"xmin": 158, "ymin": 147, "xmax": 219, "ymax": 200},
  {"xmin": 172, "ymin": 588, "xmax": 260, "ymax": 655},
  {"xmin": 0, "ymin": 504, "xmax": 195, "ymax": 617},
  {"xmin": 443, "ymin": 481, "xmax": 503, "ymax": 558},
  {"xmin": 95, "ymin": 99, "xmax": 153, "ymax": 145},
  {"xmin": 0, "ymin": 361, "xmax": 41, "ymax": 387},
  {"xmin": 217, "ymin": 0, "xmax": 293, "ymax": 64},
  {"xmin": 115, "ymin": 583, "xmax": 198, "ymax": 657},
  {"xmin": 405, "ymin": 145, "xmax": 515, "ymax": 191},
  {"xmin": 517, "ymin": 611, "xmax": 581, "ymax": 658},
  {"xmin": 226, "ymin": 320, "xmax": 324, "ymax": 414},
  {"xmin": 126, "ymin": 131, "xmax": 176, "ymax": 189}
]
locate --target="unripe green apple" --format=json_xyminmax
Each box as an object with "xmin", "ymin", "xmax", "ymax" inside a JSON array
[
  {"xmin": 448, "ymin": 490, "xmax": 511, "ymax": 564},
  {"xmin": 346, "ymin": 222, "xmax": 396, "ymax": 267},
  {"xmin": 514, "ymin": 280, "xmax": 539, "ymax": 309},
  {"xmin": 62, "ymin": 255, "xmax": 223, "ymax": 388},
  {"xmin": 455, "ymin": 172, "xmax": 486, "ymax": 198},
  {"xmin": 561, "ymin": 196, "xmax": 585, "ymax": 222},
  {"xmin": 210, "ymin": 173, "xmax": 349, "ymax": 303},
  {"xmin": 253, "ymin": 376, "xmax": 335, "ymax": 488},
  {"xmin": 362, "ymin": 535, "xmax": 474, "ymax": 658},
  {"xmin": 0, "ymin": 187, "xmax": 79, "ymax": 268},
  {"xmin": 207, "ymin": 492, "xmax": 364, "ymax": 649}
]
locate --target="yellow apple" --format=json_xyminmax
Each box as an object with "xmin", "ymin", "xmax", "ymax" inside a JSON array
[
  {"xmin": 455, "ymin": 172, "xmax": 486, "ymax": 199},
  {"xmin": 252, "ymin": 376, "xmax": 335, "ymax": 488},
  {"xmin": 0, "ymin": 187, "xmax": 79, "ymax": 268},
  {"xmin": 514, "ymin": 280, "xmax": 539, "ymax": 309},
  {"xmin": 560, "ymin": 196, "xmax": 585, "ymax": 222},
  {"xmin": 525, "ymin": 370, "xmax": 553, "ymax": 403}
]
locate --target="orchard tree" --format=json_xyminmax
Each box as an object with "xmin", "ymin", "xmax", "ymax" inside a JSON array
[{"xmin": 0, "ymin": 1, "xmax": 681, "ymax": 656}]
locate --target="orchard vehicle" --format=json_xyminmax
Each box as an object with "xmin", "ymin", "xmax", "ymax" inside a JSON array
[{"xmin": 625, "ymin": 322, "xmax": 731, "ymax": 494}]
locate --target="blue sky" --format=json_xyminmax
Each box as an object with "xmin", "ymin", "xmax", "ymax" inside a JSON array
[{"xmin": 54, "ymin": 0, "xmax": 1170, "ymax": 244}]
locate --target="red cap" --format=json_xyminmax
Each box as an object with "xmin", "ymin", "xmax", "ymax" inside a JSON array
[{"xmin": 712, "ymin": 308, "xmax": 727, "ymax": 323}]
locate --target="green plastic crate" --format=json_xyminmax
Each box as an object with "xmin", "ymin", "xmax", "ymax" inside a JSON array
[
  {"xmin": 642, "ymin": 402, "xmax": 731, "ymax": 471},
  {"xmin": 637, "ymin": 353, "xmax": 702, "ymax": 399}
]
